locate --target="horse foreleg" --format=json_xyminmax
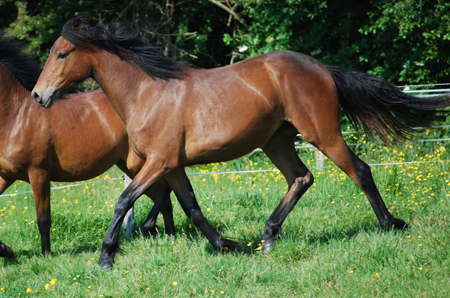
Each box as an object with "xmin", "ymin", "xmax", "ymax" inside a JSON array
[
  {"xmin": 165, "ymin": 168, "xmax": 240, "ymax": 251},
  {"xmin": 0, "ymin": 177, "xmax": 15, "ymax": 258},
  {"xmin": 116, "ymin": 159, "xmax": 175, "ymax": 238},
  {"xmin": 99, "ymin": 158, "xmax": 169, "ymax": 269},
  {"xmin": 0, "ymin": 241, "xmax": 14, "ymax": 258},
  {"xmin": 29, "ymin": 169, "xmax": 52, "ymax": 255}
]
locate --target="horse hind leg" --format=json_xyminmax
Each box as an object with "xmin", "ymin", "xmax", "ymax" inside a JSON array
[
  {"xmin": 122, "ymin": 175, "xmax": 136, "ymax": 237},
  {"xmin": 314, "ymin": 135, "xmax": 407, "ymax": 230},
  {"xmin": 116, "ymin": 160, "xmax": 175, "ymax": 237},
  {"xmin": 164, "ymin": 168, "xmax": 241, "ymax": 252},
  {"xmin": 260, "ymin": 125, "xmax": 314, "ymax": 253},
  {"xmin": 141, "ymin": 179, "xmax": 175, "ymax": 237},
  {"xmin": 283, "ymin": 71, "xmax": 406, "ymax": 231}
]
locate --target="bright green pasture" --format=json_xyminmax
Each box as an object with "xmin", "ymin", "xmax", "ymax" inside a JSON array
[{"xmin": 1, "ymin": 129, "xmax": 450, "ymax": 297}]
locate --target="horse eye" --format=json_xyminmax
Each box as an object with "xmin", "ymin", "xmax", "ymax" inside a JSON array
[{"xmin": 57, "ymin": 53, "xmax": 68, "ymax": 60}]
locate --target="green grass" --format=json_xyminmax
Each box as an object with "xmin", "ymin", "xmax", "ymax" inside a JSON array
[{"xmin": 1, "ymin": 128, "xmax": 450, "ymax": 297}]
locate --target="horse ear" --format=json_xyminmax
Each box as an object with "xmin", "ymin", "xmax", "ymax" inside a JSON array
[
  {"xmin": 72, "ymin": 12, "xmax": 82, "ymax": 29},
  {"xmin": 72, "ymin": 12, "xmax": 89, "ymax": 29}
]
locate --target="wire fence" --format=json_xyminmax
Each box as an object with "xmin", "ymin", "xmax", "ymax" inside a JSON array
[
  {"xmin": 2, "ymin": 130, "xmax": 449, "ymax": 198},
  {"xmin": 1, "ymin": 86, "xmax": 450, "ymax": 198}
]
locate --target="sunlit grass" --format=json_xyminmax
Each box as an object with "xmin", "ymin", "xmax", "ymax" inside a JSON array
[{"xmin": 1, "ymin": 128, "xmax": 450, "ymax": 297}]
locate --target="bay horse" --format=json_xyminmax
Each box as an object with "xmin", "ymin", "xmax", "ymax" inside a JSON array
[
  {"xmin": 32, "ymin": 13, "xmax": 450, "ymax": 269},
  {"xmin": 0, "ymin": 35, "xmax": 174, "ymax": 257}
]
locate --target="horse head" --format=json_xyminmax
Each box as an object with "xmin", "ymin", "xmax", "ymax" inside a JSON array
[{"xmin": 32, "ymin": 13, "xmax": 93, "ymax": 108}]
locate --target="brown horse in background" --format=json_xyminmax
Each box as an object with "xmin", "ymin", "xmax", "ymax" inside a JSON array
[
  {"xmin": 32, "ymin": 13, "xmax": 450, "ymax": 269},
  {"xmin": 0, "ymin": 36, "xmax": 174, "ymax": 257}
]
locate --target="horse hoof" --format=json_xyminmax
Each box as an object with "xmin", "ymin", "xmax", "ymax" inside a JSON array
[
  {"xmin": 99, "ymin": 260, "xmax": 113, "ymax": 270},
  {"xmin": 98, "ymin": 256, "xmax": 114, "ymax": 270},
  {"xmin": 143, "ymin": 225, "xmax": 158, "ymax": 238},
  {"xmin": 261, "ymin": 241, "xmax": 274, "ymax": 254},
  {"xmin": 0, "ymin": 243, "xmax": 14, "ymax": 258},
  {"xmin": 382, "ymin": 218, "xmax": 408, "ymax": 230},
  {"xmin": 218, "ymin": 238, "xmax": 241, "ymax": 253}
]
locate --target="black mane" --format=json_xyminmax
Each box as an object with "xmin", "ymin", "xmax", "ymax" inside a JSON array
[
  {"xmin": 62, "ymin": 13, "xmax": 189, "ymax": 80},
  {"xmin": 0, "ymin": 34, "xmax": 42, "ymax": 91}
]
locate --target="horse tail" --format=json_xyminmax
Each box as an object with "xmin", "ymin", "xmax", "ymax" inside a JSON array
[{"xmin": 325, "ymin": 65, "xmax": 450, "ymax": 145}]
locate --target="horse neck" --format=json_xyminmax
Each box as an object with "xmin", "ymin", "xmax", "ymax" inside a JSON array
[
  {"xmin": 0, "ymin": 63, "xmax": 31, "ymax": 125},
  {"xmin": 91, "ymin": 51, "xmax": 157, "ymax": 126}
]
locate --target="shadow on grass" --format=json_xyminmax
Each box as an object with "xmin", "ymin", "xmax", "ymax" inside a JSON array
[
  {"xmin": 303, "ymin": 220, "xmax": 409, "ymax": 245},
  {"xmin": 0, "ymin": 242, "xmax": 101, "ymax": 267},
  {"xmin": 302, "ymin": 221, "xmax": 382, "ymax": 245},
  {"xmin": 2, "ymin": 219, "xmax": 407, "ymax": 267},
  {"xmin": 139, "ymin": 218, "xmax": 409, "ymax": 258}
]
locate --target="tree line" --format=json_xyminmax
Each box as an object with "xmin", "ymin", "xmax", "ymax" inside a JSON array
[{"xmin": 1, "ymin": 0, "xmax": 449, "ymax": 85}]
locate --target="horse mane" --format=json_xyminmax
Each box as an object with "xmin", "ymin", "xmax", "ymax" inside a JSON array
[
  {"xmin": 62, "ymin": 13, "xmax": 190, "ymax": 80},
  {"xmin": 0, "ymin": 34, "xmax": 42, "ymax": 91}
]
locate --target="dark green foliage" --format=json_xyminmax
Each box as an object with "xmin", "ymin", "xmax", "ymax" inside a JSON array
[
  {"xmin": 358, "ymin": 0, "xmax": 450, "ymax": 84},
  {"xmin": 1, "ymin": 0, "xmax": 449, "ymax": 85}
]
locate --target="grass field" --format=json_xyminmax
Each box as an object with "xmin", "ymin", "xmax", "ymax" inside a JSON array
[{"xmin": 1, "ymin": 128, "xmax": 450, "ymax": 297}]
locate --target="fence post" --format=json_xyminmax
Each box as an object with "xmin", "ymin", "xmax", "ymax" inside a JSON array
[
  {"xmin": 122, "ymin": 175, "xmax": 136, "ymax": 237},
  {"xmin": 314, "ymin": 148, "xmax": 324, "ymax": 171}
]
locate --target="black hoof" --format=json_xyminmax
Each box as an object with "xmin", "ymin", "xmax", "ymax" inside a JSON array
[
  {"xmin": 143, "ymin": 225, "xmax": 159, "ymax": 238},
  {"xmin": 99, "ymin": 260, "xmax": 113, "ymax": 270},
  {"xmin": 217, "ymin": 238, "xmax": 242, "ymax": 253},
  {"xmin": 382, "ymin": 218, "xmax": 408, "ymax": 230},
  {"xmin": 261, "ymin": 226, "xmax": 282, "ymax": 254},
  {"xmin": 98, "ymin": 255, "xmax": 114, "ymax": 270},
  {"xmin": 0, "ymin": 243, "xmax": 14, "ymax": 258}
]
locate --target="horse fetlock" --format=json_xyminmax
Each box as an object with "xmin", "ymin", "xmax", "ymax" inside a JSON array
[
  {"xmin": 37, "ymin": 217, "xmax": 51, "ymax": 229},
  {"xmin": 262, "ymin": 224, "xmax": 282, "ymax": 243}
]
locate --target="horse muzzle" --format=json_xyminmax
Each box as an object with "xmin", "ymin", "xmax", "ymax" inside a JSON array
[{"xmin": 31, "ymin": 88, "xmax": 55, "ymax": 109}]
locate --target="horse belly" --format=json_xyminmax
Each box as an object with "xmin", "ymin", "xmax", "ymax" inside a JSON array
[
  {"xmin": 185, "ymin": 113, "xmax": 282, "ymax": 164},
  {"xmin": 50, "ymin": 135, "xmax": 126, "ymax": 182}
]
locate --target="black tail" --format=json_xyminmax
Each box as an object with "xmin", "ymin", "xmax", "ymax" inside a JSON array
[{"xmin": 325, "ymin": 65, "xmax": 450, "ymax": 145}]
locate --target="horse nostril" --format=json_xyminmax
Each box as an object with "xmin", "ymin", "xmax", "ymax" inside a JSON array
[{"xmin": 31, "ymin": 91, "xmax": 42, "ymax": 104}]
